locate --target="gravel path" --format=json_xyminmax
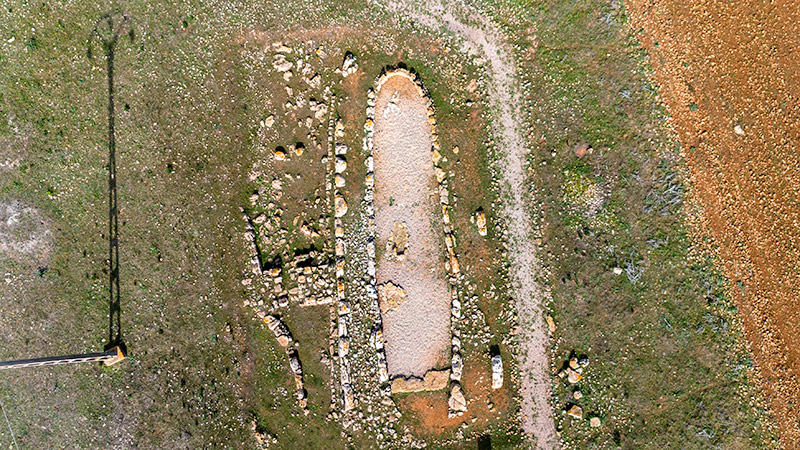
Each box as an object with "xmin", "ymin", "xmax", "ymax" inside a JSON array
[
  {"xmin": 383, "ymin": 1, "xmax": 559, "ymax": 447},
  {"xmin": 373, "ymin": 74, "xmax": 452, "ymax": 378}
]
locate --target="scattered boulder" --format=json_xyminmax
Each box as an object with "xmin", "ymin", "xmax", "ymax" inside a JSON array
[
  {"xmin": 448, "ymin": 383, "xmax": 467, "ymax": 417},
  {"xmin": 475, "ymin": 208, "xmax": 488, "ymax": 236},
  {"xmin": 309, "ymin": 99, "xmax": 328, "ymax": 119},
  {"xmin": 250, "ymin": 419, "xmax": 278, "ymax": 448},
  {"xmin": 288, "ymin": 352, "xmax": 302, "ymax": 374},
  {"xmin": 334, "ymin": 193, "xmax": 348, "ymax": 218},
  {"xmin": 341, "ymin": 52, "xmax": 358, "ymax": 77},
  {"xmin": 423, "ymin": 369, "xmax": 450, "ymax": 391},
  {"xmin": 377, "ymin": 281, "xmax": 406, "ymax": 314},
  {"xmin": 335, "ymin": 119, "xmax": 345, "ymax": 137},
  {"xmin": 297, "ymin": 389, "xmax": 307, "ymax": 410},
  {"xmin": 273, "ymin": 54, "xmax": 293, "ymax": 72},
  {"xmin": 435, "ymin": 167, "xmax": 446, "ymax": 183},
  {"xmin": 590, "ymin": 416, "xmax": 601, "ymax": 428},
  {"xmin": 338, "ymin": 335, "xmax": 350, "ymax": 356},
  {"xmin": 264, "ymin": 315, "xmax": 292, "ymax": 347},
  {"xmin": 432, "ymin": 149, "xmax": 442, "ymax": 165},
  {"xmin": 569, "ymin": 357, "xmax": 579, "ymax": 369},
  {"xmin": 299, "ymin": 221, "xmax": 312, "ymax": 237},
  {"xmin": 335, "ymin": 156, "xmax": 347, "ymax": 173},
  {"xmin": 306, "ymin": 73, "xmax": 321, "ymax": 89},
  {"xmin": 378, "ymin": 360, "xmax": 389, "ymax": 384},
  {"xmin": 386, "ymin": 221, "xmax": 409, "ymax": 259},
  {"xmin": 547, "ymin": 315, "xmax": 556, "ymax": 333},
  {"xmin": 274, "ymin": 43, "xmax": 292, "ymax": 53},
  {"xmin": 276, "ymin": 334, "xmax": 291, "ymax": 347},
  {"xmin": 342, "ymin": 384, "xmax": 355, "ymax": 411},
  {"xmin": 567, "ymin": 367, "xmax": 582, "ymax": 384},
  {"xmin": 451, "ymin": 352, "xmax": 463, "ymax": 381},
  {"xmin": 390, "ymin": 369, "xmax": 449, "ymax": 393},
  {"xmin": 335, "ymin": 174, "xmax": 346, "ymax": 188},
  {"xmin": 567, "ymin": 405, "xmax": 583, "ymax": 420},
  {"xmin": 573, "ymin": 143, "xmax": 592, "ymax": 158},
  {"xmin": 491, "ymin": 354, "xmax": 504, "ymax": 389}
]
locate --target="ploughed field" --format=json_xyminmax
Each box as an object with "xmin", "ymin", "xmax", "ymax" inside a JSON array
[{"xmin": 628, "ymin": 0, "xmax": 800, "ymax": 444}]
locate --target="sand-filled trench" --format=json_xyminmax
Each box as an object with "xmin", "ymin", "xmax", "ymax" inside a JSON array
[{"xmin": 372, "ymin": 73, "xmax": 451, "ymax": 379}]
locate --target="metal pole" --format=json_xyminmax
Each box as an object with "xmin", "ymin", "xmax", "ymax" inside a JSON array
[{"xmin": 0, "ymin": 346, "xmax": 126, "ymax": 370}]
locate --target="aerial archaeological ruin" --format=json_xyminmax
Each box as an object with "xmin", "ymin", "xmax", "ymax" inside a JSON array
[{"xmin": 0, "ymin": 0, "xmax": 798, "ymax": 449}]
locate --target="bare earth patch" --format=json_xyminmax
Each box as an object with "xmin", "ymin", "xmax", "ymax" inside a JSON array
[
  {"xmin": 0, "ymin": 199, "xmax": 52, "ymax": 264},
  {"xmin": 374, "ymin": 74, "xmax": 451, "ymax": 379}
]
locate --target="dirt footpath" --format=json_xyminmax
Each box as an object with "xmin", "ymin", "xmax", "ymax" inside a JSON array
[
  {"xmin": 627, "ymin": 1, "xmax": 800, "ymax": 445},
  {"xmin": 373, "ymin": 74, "xmax": 452, "ymax": 378}
]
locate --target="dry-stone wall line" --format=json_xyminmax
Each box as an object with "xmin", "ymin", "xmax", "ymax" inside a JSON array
[
  {"xmin": 324, "ymin": 89, "xmax": 341, "ymax": 414},
  {"xmin": 365, "ymin": 68, "xmax": 466, "ymax": 416},
  {"xmin": 264, "ymin": 315, "xmax": 309, "ymax": 411},
  {"xmin": 240, "ymin": 207, "xmax": 264, "ymax": 277},
  {"xmin": 362, "ymin": 80, "xmax": 392, "ymax": 400},
  {"xmin": 239, "ymin": 212, "xmax": 307, "ymax": 412},
  {"xmin": 330, "ymin": 86, "xmax": 357, "ymax": 412}
]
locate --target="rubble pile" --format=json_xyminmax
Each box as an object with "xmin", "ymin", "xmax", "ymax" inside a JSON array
[{"xmin": 286, "ymin": 253, "xmax": 334, "ymax": 306}]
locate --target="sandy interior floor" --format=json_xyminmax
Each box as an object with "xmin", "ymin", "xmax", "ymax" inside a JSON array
[{"xmin": 373, "ymin": 74, "xmax": 451, "ymax": 378}]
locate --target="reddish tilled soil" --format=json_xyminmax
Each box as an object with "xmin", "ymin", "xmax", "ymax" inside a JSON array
[{"xmin": 627, "ymin": 1, "xmax": 800, "ymax": 446}]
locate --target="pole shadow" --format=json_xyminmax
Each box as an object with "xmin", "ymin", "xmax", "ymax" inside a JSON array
[{"xmin": 90, "ymin": 11, "xmax": 132, "ymax": 353}]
